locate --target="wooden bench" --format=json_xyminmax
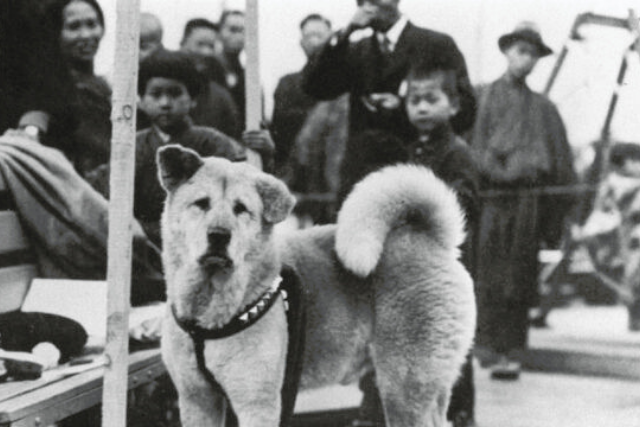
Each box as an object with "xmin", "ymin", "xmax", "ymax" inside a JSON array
[
  {"xmin": 0, "ymin": 174, "xmax": 166, "ymax": 426},
  {"xmin": 0, "ymin": 349, "xmax": 165, "ymax": 427}
]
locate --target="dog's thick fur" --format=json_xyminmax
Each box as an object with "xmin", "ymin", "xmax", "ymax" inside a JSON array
[{"xmin": 158, "ymin": 145, "xmax": 476, "ymax": 427}]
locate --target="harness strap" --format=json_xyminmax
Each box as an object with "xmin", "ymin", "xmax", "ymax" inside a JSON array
[
  {"xmin": 279, "ymin": 264, "xmax": 306, "ymax": 427},
  {"xmin": 172, "ymin": 266, "xmax": 306, "ymax": 427},
  {"xmin": 192, "ymin": 335, "xmax": 232, "ymax": 402}
]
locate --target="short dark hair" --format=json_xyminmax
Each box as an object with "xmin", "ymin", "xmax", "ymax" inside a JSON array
[
  {"xmin": 299, "ymin": 13, "xmax": 332, "ymax": 31},
  {"xmin": 219, "ymin": 10, "xmax": 244, "ymax": 28},
  {"xmin": 138, "ymin": 49, "xmax": 203, "ymax": 98},
  {"xmin": 182, "ymin": 18, "xmax": 218, "ymax": 42},
  {"xmin": 404, "ymin": 61, "xmax": 460, "ymax": 103}
]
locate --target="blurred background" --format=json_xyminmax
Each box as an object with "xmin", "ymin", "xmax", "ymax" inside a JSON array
[{"xmin": 95, "ymin": 0, "xmax": 640, "ymax": 161}]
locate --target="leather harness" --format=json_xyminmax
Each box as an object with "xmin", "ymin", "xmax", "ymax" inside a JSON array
[{"xmin": 171, "ymin": 265, "xmax": 305, "ymax": 427}]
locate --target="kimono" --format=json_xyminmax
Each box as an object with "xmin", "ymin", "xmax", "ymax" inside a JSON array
[{"xmin": 472, "ymin": 75, "xmax": 577, "ymax": 353}]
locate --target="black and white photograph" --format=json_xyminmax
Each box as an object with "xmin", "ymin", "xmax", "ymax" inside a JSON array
[{"xmin": 1, "ymin": 0, "xmax": 639, "ymax": 426}]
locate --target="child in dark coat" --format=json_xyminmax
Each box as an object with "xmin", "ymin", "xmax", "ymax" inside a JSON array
[
  {"xmin": 135, "ymin": 49, "xmax": 274, "ymax": 246},
  {"xmin": 344, "ymin": 63, "xmax": 479, "ymax": 427}
]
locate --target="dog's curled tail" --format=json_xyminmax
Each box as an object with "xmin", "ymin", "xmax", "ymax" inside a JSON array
[{"xmin": 335, "ymin": 164, "xmax": 466, "ymax": 278}]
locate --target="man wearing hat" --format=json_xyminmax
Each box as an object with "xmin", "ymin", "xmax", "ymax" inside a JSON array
[{"xmin": 472, "ymin": 22, "xmax": 577, "ymax": 380}]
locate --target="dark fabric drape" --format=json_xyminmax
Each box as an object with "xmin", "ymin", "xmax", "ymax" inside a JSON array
[{"xmin": 0, "ymin": 135, "xmax": 165, "ymax": 305}]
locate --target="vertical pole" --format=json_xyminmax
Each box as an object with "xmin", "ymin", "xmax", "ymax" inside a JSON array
[
  {"xmin": 102, "ymin": 0, "xmax": 140, "ymax": 425},
  {"xmin": 244, "ymin": 0, "xmax": 263, "ymax": 169}
]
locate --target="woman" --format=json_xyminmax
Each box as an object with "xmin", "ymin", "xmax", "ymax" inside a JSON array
[
  {"xmin": 0, "ymin": 0, "xmax": 77, "ymax": 144},
  {"xmin": 46, "ymin": 0, "xmax": 112, "ymax": 178}
]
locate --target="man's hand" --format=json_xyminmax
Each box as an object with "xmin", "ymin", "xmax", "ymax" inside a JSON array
[
  {"xmin": 369, "ymin": 93, "xmax": 401, "ymax": 110},
  {"xmin": 3, "ymin": 128, "xmax": 39, "ymax": 142},
  {"xmin": 347, "ymin": 7, "xmax": 375, "ymax": 32},
  {"xmin": 242, "ymin": 129, "xmax": 275, "ymax": 155},
  {"xmin": 361, "ymin": 93, "xmax": 401, "ymax": 112}
]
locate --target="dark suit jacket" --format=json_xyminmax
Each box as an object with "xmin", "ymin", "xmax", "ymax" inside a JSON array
[{"xmin": 302, "ymin": 21, "xmax": 476, "ymax": 138}]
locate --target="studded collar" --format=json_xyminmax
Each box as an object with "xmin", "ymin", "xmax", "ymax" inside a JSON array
[{"xmin": 171, "ymin": 276, "xmax": 288, "ymax": 340}]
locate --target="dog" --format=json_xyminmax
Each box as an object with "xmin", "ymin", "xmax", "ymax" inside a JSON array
[{"xmin": 158, "ymin": 144, "xmax": 476, "ymax": 427}]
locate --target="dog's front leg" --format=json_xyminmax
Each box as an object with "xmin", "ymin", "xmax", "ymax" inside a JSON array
[
  {"xmin": 178, "ymin": 388, "xmax": 229, "ymax": 427},
  {"xmin": 233, "ymin": 395, "xmax": 282, "ymax": 427},
  {"xmin": 213, "ymin": 306, "xmax": 289, "ymax": 427}
]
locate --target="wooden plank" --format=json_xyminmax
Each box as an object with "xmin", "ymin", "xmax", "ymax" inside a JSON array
[
  {"xmin": 0, "ymin": 265, "xmax": 35, "ymax": 314},
  {"xmin": 0, "ymin": 212, "xmax": 30, "ymax": 253},
  {"xmin": 103, "ymin": 0, "xmax": 140, "ymax": 425},
  {"xmin": 0, "ymin": 349, "xmax": 164, "ymax": 426},
  {"xmin": 243, "ymin": 0, "xmax": 263, "ymax": 170}
]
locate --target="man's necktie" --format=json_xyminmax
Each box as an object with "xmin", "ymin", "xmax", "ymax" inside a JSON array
[{"xmin": 379, "ymin": 34, "xmax": 392, "ymax": 56}]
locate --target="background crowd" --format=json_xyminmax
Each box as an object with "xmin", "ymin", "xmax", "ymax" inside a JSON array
[{"xmin": 1, "ymin": 1, "xmax": 639, "ymax": 427}]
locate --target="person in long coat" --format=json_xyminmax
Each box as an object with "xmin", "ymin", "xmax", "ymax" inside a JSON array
[{"xmin": 472, "ymin": 22, "xmax": 577, "ymax": 380}]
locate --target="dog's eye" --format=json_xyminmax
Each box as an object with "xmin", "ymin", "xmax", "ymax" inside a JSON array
[
  {"xmin": 192, "ymin": 198, "xmax": 210, "ymax": 211},
  {"xmin": 233, "ymin": 201, "xmax": 248, "ymax": 216}
]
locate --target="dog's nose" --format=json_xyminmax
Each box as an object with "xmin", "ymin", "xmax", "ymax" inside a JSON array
[{"xmin": 208, "ymin": 227, "xmax": 231, "ymax": 251}]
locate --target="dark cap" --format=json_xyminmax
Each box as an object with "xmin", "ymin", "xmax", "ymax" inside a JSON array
[{"xmin": 498, "ymin": 22, "xmax": 553, "ymax": 57}]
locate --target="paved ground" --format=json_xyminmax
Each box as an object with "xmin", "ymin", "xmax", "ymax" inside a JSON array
[
  {"xmin": 526, "ymin": 302, "xmax": 640, "ymax": 379},
  {"xmin": 294, "ymin": 367, "xmax": 640, "ymax": 427},
  {"xmin": 474, "ymin": 364, "xmax": 640, "ymax": 427},
  {"xmin": 294, "ymin": 303, "xmax": 640, "ymax": 427}
]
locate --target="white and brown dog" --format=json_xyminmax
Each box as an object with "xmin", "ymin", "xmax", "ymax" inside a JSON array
[{"xmin": 158, "ymin": 145, "xmax": 475, "ymax": 427}]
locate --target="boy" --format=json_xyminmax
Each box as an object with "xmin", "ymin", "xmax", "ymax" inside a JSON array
[
  {"xmin": 136, "ymin": 49, "xmax": 273, "ymax": 246},
  {"xmin": 339, "ymin": 63, "xmax": 479, "ymax": 220},
  {"xmin": 472, "ymin": 23, "xmax": 576, "ymax": 381},
  {"xmin": 404, "ymin": 62, "xmax": 479, "ymax": 427},
  {"xmin": 345, "ymin": 62, "xmax": 479, "ymax": 427},
  {"xmin": 402, "ymin": 64, "xmax": 479, "ymax": 221}
]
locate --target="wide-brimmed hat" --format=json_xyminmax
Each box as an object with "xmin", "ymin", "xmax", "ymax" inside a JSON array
[{"xmin": 498, "ymin": 22, "xmax": 553, "ymax": 57}]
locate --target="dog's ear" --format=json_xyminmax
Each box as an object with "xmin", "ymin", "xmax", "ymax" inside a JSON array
[
  {"xmin": 255, "ymin": 174, "xmax": 295, "ymax": 224},
  {"xmin": 157, "ymin": 145, "xmax": 204, "ymax": 192}
]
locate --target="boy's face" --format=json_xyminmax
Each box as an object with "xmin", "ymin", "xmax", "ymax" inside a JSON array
[
  {"xmin": 504, "ymin": 40, "xmax": 540, "ymax": 80},
  {"xmin": 181, "ymin": 27, "xmax": 218, "ymax": 58},
  {"xmin": 404, "ymin": 76, "xmax": 459, "ymax": 134},
  {"xmin": 139, "ymin": 77, "xmax": 195, "ymax": 133}
]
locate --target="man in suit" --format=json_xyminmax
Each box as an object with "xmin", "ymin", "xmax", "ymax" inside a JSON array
[
  {"xmin": 303, "ymin": 2, "xmax": 477, "ymax": 426},
  {"xmin": 302, "ymin": 0, "xmax": 476, "ymax": 144}
]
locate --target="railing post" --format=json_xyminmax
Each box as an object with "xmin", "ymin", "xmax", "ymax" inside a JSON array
[{"xmin": 102, "ymin": 0, "xmax": 140, "ymax": 425}]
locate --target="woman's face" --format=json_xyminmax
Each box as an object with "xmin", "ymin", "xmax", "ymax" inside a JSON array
[{"xmin": 60, "ymin": 0, "xmax": 104, "ymax": 63}]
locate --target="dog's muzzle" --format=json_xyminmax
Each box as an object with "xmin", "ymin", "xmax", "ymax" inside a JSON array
[{"xmin": 199, "ymin": 227, "xmax": 233, "ymax": 269}]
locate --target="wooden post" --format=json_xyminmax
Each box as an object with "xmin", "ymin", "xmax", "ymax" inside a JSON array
[
  {"xmin": 102, "ymin": 0, "xmax": 140, "ymax": 426},
  {"xmin": 244, "ymin": 0, "xmax": 263, "ymax": 169}
]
